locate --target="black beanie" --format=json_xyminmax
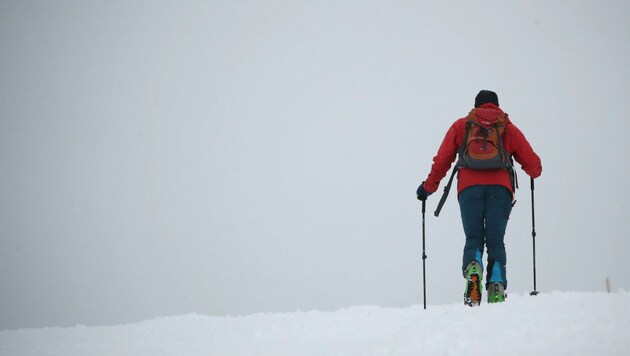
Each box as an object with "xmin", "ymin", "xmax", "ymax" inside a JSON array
[{"xmin": 474, "ymin": 90, "xmax": 499, "ymax": 108}]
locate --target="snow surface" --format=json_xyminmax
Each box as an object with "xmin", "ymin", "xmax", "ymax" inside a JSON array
[{"xmin": 1, "ymin": 291, "xmax": 628, "ymax": 356}]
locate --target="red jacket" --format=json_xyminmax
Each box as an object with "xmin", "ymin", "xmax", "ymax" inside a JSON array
[{"xmin": 423, "ymin": 103, "xmax": 542, "ymax": 195}]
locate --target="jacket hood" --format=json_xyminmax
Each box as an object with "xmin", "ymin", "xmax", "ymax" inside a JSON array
[{"xmin": 470, "ymin": 103, "xmax": 509, "ymax": 127}]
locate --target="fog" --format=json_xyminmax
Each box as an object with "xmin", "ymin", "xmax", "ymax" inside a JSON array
[{"xmin": 1, "ymin": 0, "xmax": 629, "ymax": 330}]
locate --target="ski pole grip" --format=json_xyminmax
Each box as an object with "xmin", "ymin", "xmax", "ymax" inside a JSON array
[
  {"xmin": 531, "ymin": 177, "xmax": 535, "ymax": 191},
  {"xmin": 422, "ymin": 200, "xmax": 426, "ymax": 214}
]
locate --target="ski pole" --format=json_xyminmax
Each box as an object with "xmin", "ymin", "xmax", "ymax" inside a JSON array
[
  {"xmin": 422, "ymin": 199, "xmax": 428, "ymax": 309},
  {"xmin": 529, "ymin": 177, "xmax": 539, "ymax": 296}
]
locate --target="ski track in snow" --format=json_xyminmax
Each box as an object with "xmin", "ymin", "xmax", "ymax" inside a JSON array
[{"xmin": 1, "ymin": 291, "xmax": 628, "ymax": 356}]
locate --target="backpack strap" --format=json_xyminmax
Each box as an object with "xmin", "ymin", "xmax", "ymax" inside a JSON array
[
  {"xmin": 434, "ymin": 120, "xmax": 472, "ymax": 217},
  {"xmin": 434, "ymin": 116, "xmax": 515, "ymax": 217},
  {"xmin": 459, "ymin": 119, "xmax": 473, "ymax": 158},
  {"xmin": 434, "ymin": 165, "xmax": 458, "ymax": 217}
]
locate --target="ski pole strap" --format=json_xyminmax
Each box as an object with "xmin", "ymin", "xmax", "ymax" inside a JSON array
[{"xmin": 434, "ymin": 167, "xmax": 458, "ymax": 217}]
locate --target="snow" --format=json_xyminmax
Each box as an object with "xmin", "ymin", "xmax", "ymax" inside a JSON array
[{"xmin": 1, "ymin": 291, "xmax": 628, "ymax": 356}]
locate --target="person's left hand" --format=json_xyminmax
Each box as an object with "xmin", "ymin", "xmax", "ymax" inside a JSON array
[{"xmin": 417, "ymin": 182, "xmax": 431, "ymax": 201}]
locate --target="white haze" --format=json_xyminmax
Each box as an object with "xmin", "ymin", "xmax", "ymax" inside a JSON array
[{"xmin": 1, "ymin": 1, "xmax": 629, "ymax": 330}]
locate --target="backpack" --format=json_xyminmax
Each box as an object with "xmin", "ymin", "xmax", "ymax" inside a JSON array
[
  {"xmin": 457, "ymin": 110, "xmax": 512, "ymax": 170},
  {"xmin": 434, "ymin": 110, "xmax": 516, "ymax": 217}
]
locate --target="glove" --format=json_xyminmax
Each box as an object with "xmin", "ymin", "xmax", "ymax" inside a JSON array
[{"xmin": 416, "ymin": 182, "xmax": 432, "ymax": 201}]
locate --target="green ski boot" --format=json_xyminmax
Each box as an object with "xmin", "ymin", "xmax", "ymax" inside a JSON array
[
  {"xmin": 464, "ymin": 261, "xmax": 482, "ymax": 307},
  {"xmin": 487, "ymin": 282, "xmax": 506, "ymax": 303}
]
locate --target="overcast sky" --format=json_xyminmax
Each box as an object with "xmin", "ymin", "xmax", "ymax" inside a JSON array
[{"xmin": 1, "ymin": 0, "xmax": 629, "ymax": 330}]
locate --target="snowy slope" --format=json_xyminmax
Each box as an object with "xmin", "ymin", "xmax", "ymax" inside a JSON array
[{"xmin": 1, "ymin": 291, "xmax": 628, "ymax": 356}]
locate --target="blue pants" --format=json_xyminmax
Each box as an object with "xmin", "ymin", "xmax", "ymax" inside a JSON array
[{"xmin": 458, "ymin": 185, "xmax": 512, "ymax": 288}]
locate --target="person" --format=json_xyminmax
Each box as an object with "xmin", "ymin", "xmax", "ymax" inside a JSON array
[{"xmin": 416, "ymin": 90, "xmax": 542, "ymax": 306}]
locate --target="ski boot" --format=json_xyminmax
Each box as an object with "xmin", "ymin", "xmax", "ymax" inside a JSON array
[
  {"xmin": 487, "ymin": 282, "xmax": 506, "ymax": 303},
  {"xmin": 464, "ymin": 261, "xmax": 482, "ymax": 307}
]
